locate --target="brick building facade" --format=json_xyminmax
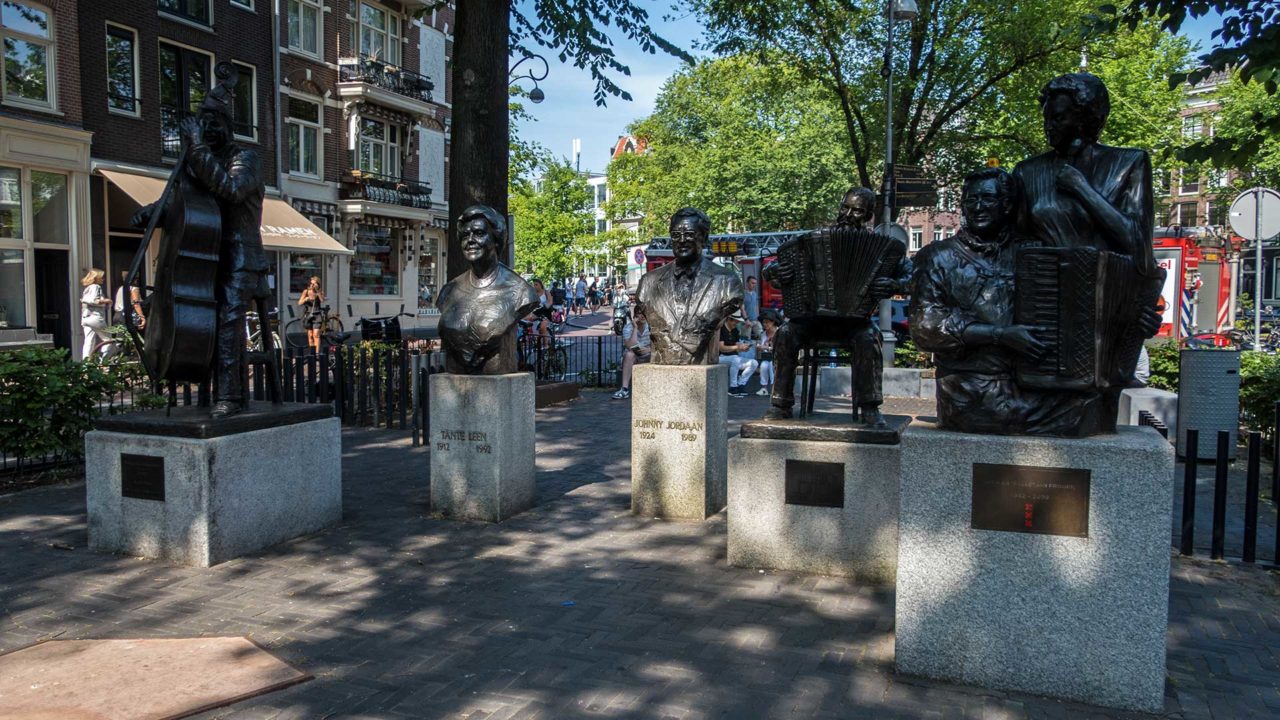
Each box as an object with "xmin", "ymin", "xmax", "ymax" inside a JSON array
[
  {"xmin": 0, "ymin": 0, "xmax": 93, "ymax": 351},
  {"xmin": 279, "ymin": 0, "xmax": 452, "ymax": 326}
]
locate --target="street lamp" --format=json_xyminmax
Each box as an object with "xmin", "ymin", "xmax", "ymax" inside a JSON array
[
  {"xmin": 877, "ymin": 0, "xmax": 917, "ymax": 360},
  {"xmin": 509, "ymin": 53, "xmax": 549, "ymax": 104}
]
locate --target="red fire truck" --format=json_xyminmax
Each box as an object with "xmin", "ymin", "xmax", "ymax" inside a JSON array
[{"xmin": 1152, "ymin": 227, "xmax": 1235, "ymax": 343}]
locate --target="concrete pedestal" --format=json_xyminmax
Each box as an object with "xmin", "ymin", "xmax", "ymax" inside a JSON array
[
  {"xmin": 1118, "ymin": 387, "xmax": 1178, "ymax": 435},
  {"xmin": 895, "ymin": 424, "xmax": 1174, "ymax": 712},
  {"xmin": 818, "ymin": 366, "xmax": 934, "ymax": 399},
  {"xmin": 85, "ymin": 404, "xmax": 341, "ymax": 567},
  {"xmin": 429, "ymin": 372, "xmax": 535, "ymax": 522},
  {"xmin": 727, "ymin": 436, "xmax": 899, "ymax": 583},
  {"xmin": 632, "ymin": 364, "xmax": 727, "ymax": 520}
]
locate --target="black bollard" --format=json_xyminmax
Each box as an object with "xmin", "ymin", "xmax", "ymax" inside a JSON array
[
  {"xmin": 1245, "ymin": 432, "xmax": 1261, "ymax": 563},
  {"xmin": 1211, "ymin": 431, "xmax": 1229, "ymax": 560},
  {"xmin": 1180, "ymin": 429, "xmax": 1198, "ymax": 556}
]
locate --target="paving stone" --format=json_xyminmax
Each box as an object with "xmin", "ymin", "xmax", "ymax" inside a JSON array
[{"xmin": 0, "ymin": 392, "xmax": 1277, "ymax": 719}]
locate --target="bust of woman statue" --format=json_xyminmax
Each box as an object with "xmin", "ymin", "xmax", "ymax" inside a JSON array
[{"xmin": 435, "ymin": 205, "xmax": 540, "ymax": 374}]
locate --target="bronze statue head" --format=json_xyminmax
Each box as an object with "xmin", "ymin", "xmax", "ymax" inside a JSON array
[
  {"xmin": 458, "ymin": 204, "xmax": 507, "ymax": 267},
  {"xmin": 198, "ymin": 62, "xmax": 239, "ymax": 151},
  {"xmin": 837, "ymin": 187, "xmax": 877, "ymax": 227},
  {"xmin": 960, "ymin": 168, "xmax": 1019, "ymax": 239},
  {"xmin": 668, "ymin": 207, "xmax": 710, "ymax": 265},
  {"xmin": 1039, "ymin": 73, "xmax": 1110, "ymax": 155}
]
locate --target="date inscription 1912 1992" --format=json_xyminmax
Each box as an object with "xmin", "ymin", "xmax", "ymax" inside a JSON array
[{"xmin": 971, "ymin": 463, "xmax": 1090, "ymax": 537}]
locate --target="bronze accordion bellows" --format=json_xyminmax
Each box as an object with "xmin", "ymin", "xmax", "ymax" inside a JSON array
[
  {"xmin": 774, "ymin": 227, "xmax": 906, "ymax": 319},
  {"xmin": 1014, "ymin": 246, "xmax": 1166, "ymax": 390}
]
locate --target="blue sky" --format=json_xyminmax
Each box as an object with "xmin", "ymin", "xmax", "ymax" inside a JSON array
[{"xmin": 513, "ymin": 6, "xmax": 1225, "ymax": 175}]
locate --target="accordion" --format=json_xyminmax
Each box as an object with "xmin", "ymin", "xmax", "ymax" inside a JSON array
[
  {"xmin": 1014, "ymin": 246, "xmax": 1165, "ymax": 391},
  {"xmin": 773, "ymin": 226, "xmax": 906, "ymax": 319}
]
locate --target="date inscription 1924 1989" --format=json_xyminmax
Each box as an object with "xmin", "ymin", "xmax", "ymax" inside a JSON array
[
  {"xmin": 120, "ymin": 453, "xmax": 166, "ymax": 501},
  {"xmin": 785, "ymin": 460, "xmax": 845, "ymax": 508},
  {"xmin": 971, "ymin": 463, "xmax": 1091, "ymax": 537}
]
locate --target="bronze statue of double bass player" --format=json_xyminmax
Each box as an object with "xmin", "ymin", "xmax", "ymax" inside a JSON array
[{"xmin": 129, "ymin": 62, "xmax": 271, "ymax": 419}]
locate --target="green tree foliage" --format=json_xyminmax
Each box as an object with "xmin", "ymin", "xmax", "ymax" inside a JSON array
[
  {"xmin": 607, "ymin": 55, "xmax": 854, "ymax": 238},
  {"xmin": 1202, "ymin": 73, "xmax": 1280, "ymax": 189},
  {"xmin": 691, "ymin": 0, "xmax": 1194, "ymax": 196},
  {"xmin": 511, "ymin": 157, "xmax": 595, "ymax": 281},
  {"xmin": 1098, "ymin": 0, "xmax": 1280, "ymax": 167}
]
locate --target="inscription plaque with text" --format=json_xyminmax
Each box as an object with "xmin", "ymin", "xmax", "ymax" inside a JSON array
[
  {"xmin": 785, "ymin": 460, "xmax": 845, "ymax": 508},
  {"xmin": 971, "ymin": 463, "xmax": 1089, "ymax": 537},
  {"xmin": 120, "ymin": 453, "xmax": 166, "ymax": 501}
]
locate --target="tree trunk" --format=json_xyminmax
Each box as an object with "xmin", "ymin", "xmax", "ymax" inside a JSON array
[{"xmin": 447, "ymin": 0, "xmax": 511, "ymax": 281}]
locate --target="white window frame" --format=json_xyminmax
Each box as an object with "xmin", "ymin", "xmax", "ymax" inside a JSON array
[
  {"xmin": 231, "ymin": 0, "xmax": 254, "ymax": 10},
  {"xmin": 287, "ymin": 0, "xmax": 322, "ymax": 58},
  {"xmin": 357, "ymin": 116, "xmax": 401, "ymax": 179},
  {"xmin": 105, "ymin": 22, "xmax": 140, "ymax": 117},
  {"xmin": 231, "ymin": 61, "xmax": 258, "ymax": 142},
  {"xmin": 909, "ymin": 226, "xmax": 923, "ymax": 252},
  {"xmin": 0, "ymin": 1, "xmax": 57, "ymax": 112},
  {"xmin": 158, "ymin": 0, "xmax": 213, "ymax": 27},
  {"xmin": 286, "ymin": 93, "xmax": 323, "ymax": 179},
  {"xmin": 351, "ymin": 1, "xmax": 402, "ymax": 66},
  {"xmin": 1181, "ymin": 115, "xmax": 1203, "ymax": 139},
  {"xmin": 1179, "ymin": 169, "xmax": 1200, "ymax": 196}
]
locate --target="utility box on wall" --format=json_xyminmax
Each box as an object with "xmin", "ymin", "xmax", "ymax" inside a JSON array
[{"xmin": 1177, "ymin": 349, "xmax": 1241, "ymax": 460}]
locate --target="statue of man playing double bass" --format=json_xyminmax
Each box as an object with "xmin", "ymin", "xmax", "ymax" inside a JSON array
[{"xmin": 133, "ymin": 63, "xmax": 269, "ymax": 419}]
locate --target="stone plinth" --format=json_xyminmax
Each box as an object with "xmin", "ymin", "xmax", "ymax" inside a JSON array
[
  {"xmin": 85, "ymin": 404, "xmax": 341, "ymax": 567},
  {"xmin": 728, "ymin": 435, "xmax": 899, "ymax": 582},
  {"xmin": 429, "ymin": 372, "xmax": 535, "ymax": 522},
  {"xmin": 816, "ymin": 366, "xmax": 933, "ymax": 399},
  {"xmin": 1119, "ymin": 387, "xmax": 1178, "ymax": 436},
  {"xmin": 895, "ymin": 424, "xmax": 1174, "ymax": 712},
  {"xmin": 632, "ymin": 364, "xmax": 727, "ymax": 520}
]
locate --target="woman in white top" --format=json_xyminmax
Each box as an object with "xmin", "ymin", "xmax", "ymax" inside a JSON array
[{"xmin": 80, "ymin": 268, "xmax": 111, "ymax": 358}]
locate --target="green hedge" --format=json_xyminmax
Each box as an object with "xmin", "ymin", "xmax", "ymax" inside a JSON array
[{"xmin": 0, "ymin": 347, "xmax": 151, "ymax": 466}]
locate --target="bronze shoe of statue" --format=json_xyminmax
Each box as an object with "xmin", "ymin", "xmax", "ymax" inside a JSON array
[
  {"xmin": 859, "ymin": 405, "xmax": 887, "ymax": 428},
  {"xmin": 763, "ymin": 406, "xmax": 793, "ymax": 420},
  {"xmin": 211, "ymin": 400, "xmax": 242, "ymax": 420}
]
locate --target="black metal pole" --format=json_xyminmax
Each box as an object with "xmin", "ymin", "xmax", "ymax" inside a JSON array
[
  {"xmin": 1245, "ymin": 432, "xmax": 1261, "ymax": 563},
  {"xmin": 596, "ymin": 336, "xmax": 603, "ymax": 388},
  {"xmin": 1180, "ymin": 429, "xmax": 1198, "ymax": 556},
  {"xmin": 1211, "ymin": 430, "xmax": 1229, "ymax": 560},
  {"xmin": 1272, "ymin": 401, "xmax": 1279, "ymax": 501}
]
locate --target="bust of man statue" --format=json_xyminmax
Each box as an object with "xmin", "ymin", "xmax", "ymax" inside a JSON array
[
  {"xmin": 436, "ymin": 204, "xmax": 540, "ymax": 374},
  {"xmin": 635, "ymin": 207, "xmax": 744, "ymax": 365}
]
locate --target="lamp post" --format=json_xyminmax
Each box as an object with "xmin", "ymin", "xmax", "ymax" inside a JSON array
[
  {"xmin": 878, "ymin": 0, "xmax": 918, "ymax": 362},
  {"xmin": 509, "ymin": 53, "xmax": 549, "ymax": 104}
]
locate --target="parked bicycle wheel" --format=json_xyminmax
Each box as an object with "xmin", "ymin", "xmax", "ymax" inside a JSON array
[
  {"xmin": 546, "ymin": 347, "xmax": 569, "ymax": 380},
  {"xmin": 284, "ymin": 318, "xmax": 308, "ymax": 349},
  {"xmin": 322, "ymin": 316, "xmax": 344, "ymax": 338}
]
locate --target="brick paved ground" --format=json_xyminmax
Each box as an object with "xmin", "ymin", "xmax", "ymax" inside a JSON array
[{"xmin": 1, "ymin": 391, "xmax": 1278, "ymax": 719}]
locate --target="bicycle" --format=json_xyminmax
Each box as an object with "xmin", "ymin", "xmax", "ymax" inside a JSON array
[
  {"xmin": 247, "ymin": 308, "xmax": 283, "ymax": 353},
  {"xmin": 284, "ymin": 304, "xmax": 344, "ymax": 350},
  {"xmin": 519, "ymin": 311, "xmax": 570, "ymax": 380}
]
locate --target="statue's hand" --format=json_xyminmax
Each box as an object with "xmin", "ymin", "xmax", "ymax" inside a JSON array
[
  {"xmin": 997, "ymin": 325, "xmax": 1047, "ymax": 359},
  {"xmin": 130, "ymin": 202, "xmax": 158, "ymax": 230},
  {"xmin": 868, "ymin": 277, "xmax": 896, "ymax": 300},
  {"xmin": 179, "ymin": 116, "xmax": 204, "ymax": 148},
  {"xmin": 1138, "ymin": 304, "xmax": 1162, "ymax": 338},
  {"xmin": 762, "ymin": 260, "xmax": 791, "ymax": 287},
  {"xmin": 1055, "ymin": 163, "xmax": 1088, "ymax": 195}
]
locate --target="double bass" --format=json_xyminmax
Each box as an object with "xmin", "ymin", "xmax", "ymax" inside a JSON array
[{"xmin": 122, "ymin": 71, "xmax": 237, "ymax": 389}]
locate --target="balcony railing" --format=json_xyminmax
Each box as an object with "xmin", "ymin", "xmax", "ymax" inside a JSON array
[
  {"xmin": 342, "ymin": 170, "xmax": 432, "ymax": 209},
  {"xmin": 339, "ymin": 56, "xmax": 434, "ymax": 105}
]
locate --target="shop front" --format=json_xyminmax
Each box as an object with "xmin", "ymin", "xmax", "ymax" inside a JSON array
[{"xmin": 0, "ymin": 116, "xmax": 92, "ymax": 353}]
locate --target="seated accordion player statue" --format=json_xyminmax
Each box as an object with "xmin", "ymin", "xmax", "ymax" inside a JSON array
[
  {"xmin": 1013, "ymin": 246, "xmax": 1166, "ymax": 391},
  {"xmin": 774, "ymin": 226, "xmax": 906, "ymax": 320}
]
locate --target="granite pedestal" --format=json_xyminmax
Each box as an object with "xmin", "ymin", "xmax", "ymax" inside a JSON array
[
  {"xmin": 895, "ymin": 424, "xmax": 1174, "ymax": 712},
  {"xmin": 85, "ymin": 403, "xmax": 341, "ymax": 567},
  {"xmin": 429, "ymin": 372, "xmax": 535, "ymax": 522},
  {"xmin": 632, "ymin": 364, "xmax": 727, "ymax": 520},
  {"xmin": 817, "ymin": 366, "xmax": 934, "ymax": 399},
  {"xmin": 727, "ymin": 415, "xmax": 906, "ymax": 582},
  {"xmin": 1118, "ymin": 387, "xmax": 1178, "ymax": 436}
]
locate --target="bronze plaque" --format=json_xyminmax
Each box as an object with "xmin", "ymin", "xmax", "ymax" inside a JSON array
[
  {"xmin": 971, "ymin": 463, "xmax": 1089, "ymax": 537},
  {"xmin": 785, "ymin": 460, "xmax": 844, "ymax": 508},
  {"xmin": 120, "ymin": 454, "xmax": 165, "ymax": 501}
]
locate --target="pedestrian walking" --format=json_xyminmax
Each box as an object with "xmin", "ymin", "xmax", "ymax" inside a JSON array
[
  {"xmin": 743, "ymin": 276, "xmax": 762, "ymax": 339},
  {"xmin": 80, "ymin": 268, "xmax": 111, "ymax": 359},
  {"xmin": 574, "ymin": 274, "xmax": 588, "ymax": 316}
]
